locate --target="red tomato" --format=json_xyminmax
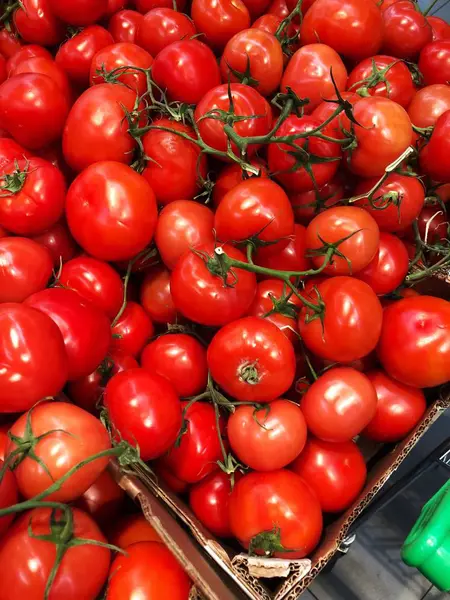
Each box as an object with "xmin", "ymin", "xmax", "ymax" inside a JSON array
[
  {"xmin": 0, "ymin": 304, "xmax": 68, "ymax": 413},
  {"xmin": 378, "ymin": 296, "xmax": 450, "ymax": 388},
  {"xmin": 10, "ymin": 56, "xmax": 71, "ymax": 102},
  {"xmin": 382, "ymin": 1, "xmax": 432, "ymax": 60},
  {"xmin": 109, "ymin": 9, "xmax": 143, "ymax": 43},
  {"xmin": 255, "ymin": 223, "xmax": 311, "ymax": 279},
  {"xmin": 106, "ymin": 542, "xmax": 191, "ymax": 600},
  {"xmin": 152, "ymin": 39, "xmax": 221, "ymax": 104},
  {"xmin": 212, "ymin": 159, "xmax": 269, "ymax": 207},
  {"xmin": 189, "ymin": 471, "xmax": 236, "ymax": 537},
  {"xmin": 419, "ymin": 40, "xmax": 450, "ymax": 87},
  {"xmin": 32, "ymin": 220, "xmax": 78, "ymax": 267},
  {"xmin": 136, "ymin": 8, "xmax": 196, "ymax": 57},
  {"xmin": 106, "ymin": 0, "xmax": 128, "ymax": 16},
  {"xmin": 268, "ymin": 0, "xmax": 290, "ymax": 17},
  {"xmin": 140, "ymin": 266, "xmax": 178, "ymax": 323},
  {"xmin": 191, "ymin": 0, "xmax": 250, "ymax": 52},
  {"xmin": 242, "ymin": 0, "xmax": 271, "ymax": 17},
  {"xmin": 252, "ymin": 13, "xmax": 282, "ymax": 35},
  {"xmin": 76, "ymin": 469, "xmax": 125, "ymax": 526},
  {"xmin": 299, "ymin": 276, "xmax": 383, "ymax": 362},
  {"xmin": 356, "ymin": 233, "xmax": 409, "ymax": 295},
  {"xmin": 0, "ymin": 73, "xmax": 69, "ymax": 150},
  {"xmin": 419, "ymin": 111, "xmax": 450, "ymax": 184},
  {"xmin": 228, "ymin": 399, "xmax": 307, "ymax": 471},
  {"xmin": 229, "ymin": 470, "xmax": 323, "ymax": 558},
  {"xmin": 13, "ymin": 0, "xmax": 66, "ymax": 46},
  {"xmin": 0, "ymin": 137, "xmax": 30, "ymax": 171},
  {"xmin": 208, "ymin": 316, "xmax": 296, "ymax": 402},
  {"xmin": 108, "ymin": 514, "xmax": 161, "ymax": 548},
  {"xmin": 0, "ymin": 56, "xmax": 6, "ymax": 85},
  {"xmin": 311, "ymin": 91, "xmax": 360, "ymax": 140},
  {"xmin": 5, "ymin": 44, "xmax": 52, "ymax": 74},
  {"xmin": 135, "ymin": 0, "xmax": 187, "ymax": 11},
  {"xmin": 105, "ymin": 368, "xmax": 182, "ymax": 461},
  {"xmin": 363, "ymin": 370, "xmax": 427, "ymax": 442},
  {"xmin": 290, "ymin": 438, "xmax": 367, "ymax": 513},
  {"xmin": 428, "ymin": 16, "xmax": 450, "ymax": 41},
  {"xmin": 0, "ymin": 237, "xmax": 52, "ymax": 303},
  {"xmin": 289, "ymin": 175, "xmax": 346, "ymax": 225},
  {"xmin": 153, "ymin": 463, "xmax": 189, "ymax": 493},
  {"xmin": 415, "ymin": 205, "xmax": 449, "ymax": 244},
  {"xmin": 141, "ymin": 119, "xmax": 207, "ymax": 205},
  {"xmin": 48, "ymin": 0, "xmax": 107, "ymax": 26},
  {"xmin": 0, "ymin": 462, "xmax": 18, "ymax": 537},
  {"xmin": 170, "ymin": 243, "xmax": 257, "ymax": 327},
  {"xmin": 408, "ymin": 84, "xmax": 450, "ymax": 128},
  {"xmin": 301, "ymin": 367, "xmax": 378, "ymax": 442},
  {"xmin": 0, "ymin": 29, "xmax": 22, "ymax": 59},
  {"xmin": 0, "ymin": 423, "xmax": 11, "ymax": 461},
  {"xmin": 141, "ymin": 334, "xmax": 208, "ymax": 397},
  {"xmin": 0, "ymin": 507, "xmax": 110, "ymax": 600},
  {"xmin": 6, "ymin": 401, "xmax": 111, "ymax": 501},
  {"xmin": 111, "ymin": 301, "xmax": 154, "ymax": 357},
  {"xmin": 281, "ymin": 44, "xmax": 347, "ymax": 113},
  {"xmin": 66, "ymin": 162, "xmax": 157, "ymax": 261},
  {"xmin": 25, "ymin": 288, "xmax": 111, "ymax": 381}
]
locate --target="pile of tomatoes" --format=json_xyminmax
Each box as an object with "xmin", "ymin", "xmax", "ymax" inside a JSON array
[{"xmin": 0, "ymin": 0, "xmax": 450, "ymax": 597}]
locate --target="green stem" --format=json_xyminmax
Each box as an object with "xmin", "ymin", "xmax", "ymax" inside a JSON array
[{"xmin": 0, "ymin": 1, "xmax": 18, "ymax": 23}]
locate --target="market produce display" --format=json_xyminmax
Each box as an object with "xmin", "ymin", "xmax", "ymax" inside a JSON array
[{"xmin": 0, "ymin": 0, "xmax": 450, "ymax": 598}]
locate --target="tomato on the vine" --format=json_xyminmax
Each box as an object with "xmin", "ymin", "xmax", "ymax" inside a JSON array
[
  {"xmin": 382, "ymin": 0, "xmax": 432, "ymax": 60},
  {"xmin": 408, "ymin": 84, "xmax": 450, "ymax": 128},
  {"xmin": 140, "ymin": 266, "xmax": 178, "ymax": 323},
  {"xmin": 189, "ymin": 471, "xmax": 237, "ymax": 538},
  {"xmin": 356, "ymin": 233, "xmax": 409, "ymax": 295},
  {"xmin": 13, "ymin": 0, "xmax": 66, "ymax": 46},
  {"xmin": 109, "ymin": 9, "xmax": 144, "ymax": 44},
  {"xmin": 191, "ymin": 0, "xmax": 250, "ymax": 52},
  {"xmin": 136, "ymin": 8, "xmax": 196, "ymax": 56}
]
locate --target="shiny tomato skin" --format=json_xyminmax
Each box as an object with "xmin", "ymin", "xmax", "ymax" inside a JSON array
[
  {"xmin": 108, "ymin": 514, "xmax": 161, "ymax": 548},
  {"xmin": 104, "ymin": 368, "xmax": 182, "ymax": 461},
  {"xmin": 356, "ymin": 233, "xmax": 409, "ymax": 295},
  {"xmin": 0, "ymin": 137, "xmax": 30, "ymax": 171},
  {"xmin": 140, "ymin": 266, "xmax": 178, "ymax": 324},
  {"xmin": 109, "ymin": 10, "xmax": 143, "ymax": 44},
  {"xmin": 243, "ymin": 0, "xmax": 271, "ymax": 17},
  {"xmin": 311, "ymin": 91, "xmax": 360, "ymax": 141},
  {"xmin": 170, "ymin": 243, "xmax": 257, "ymax": 327},
  {"xmin": 106, "ymin": 542, "xmax": 191, "ymax": 600},
  {"xmin": 0, "ymin": 73, "xmax": 69, "ymax": 150},
  {"xmin": 0, "ymin": 461, "xmax": 18, "ymax": 537},
  {"xmin": 76, "ymin": 469, "xmax": 125, "ymax": 527},
  {"xmin": 428, "ymin": 16, "xmax": 450, "ymax": 41},
  {"xmin": 378, "ymin": 296, "xmax": 450, "ymax": 388},
  {"xmin": 48, "ymin": 0, "xmax": 107, "ymax": 26},
  {"xmin": 255, "ymin": 223, "xmax": 312, "ymax": 280},
  {"xmin": 212, "ymin": 159, "xmax": 269, "ymax": 207},
  {"xmin": 229, "ymin": 470, "xmax": 323, "ymax": 559},
  {"xmin": 13, "ymin": 0, "xmax": 66, "ymax": 46},
  {"xmin": 6, "ymin": 401, "xmax": 111, "ymax": 501},
  {"xmin": 0, "ymin": 238, "xmax": 53, "ymax": 303},
  {"xmin": 419, "ymin": 41, "xmax": 450, "ymax": 86},
  {"xmin": 289, "ymin": 175, "xmax": 346, "ymax": 225},
  {"xmin": 25, "ymin": 288, "xmax": 111, "ymax": 381},
  {"xmin": 299, "ymin": 277, "xmax": 383, "ymax": 363},
  {"xmin": 32, "ymin": 220, "xmax": 78, "ymax": 267},
  {"xmin": 363, "ymin": 370, "xmax": 427, "ymax": 442},
  {"xmin": 419, "ymin": 111, "xmax": 450, "ymax": 183},
  {"xmin": 111, "ymin": 301, "xmax": 154, "ymax": 358},
  {"xmin": 152, "ymin": 39, "xmax": 221, "ymax": 104},
  {"xmin": 382, "ymin": 0, "xmax": 432, "ymax": 60},
  {"xmin": 189, "ymin": 471, "xmax": 236, "ymax": 538},
  {"xmin": 136, "ymin": 8, "xmax": 196, "ymax": 56},
  {"xmin": 10, "ymin": 56, "xmax": 72, "ymax": 102},
  {"xmin": 0, "ymin": 304, "xmax": 68, "ymax": 413},
  {"xmin": 301, "ymin": 367, "xmax": 378, "ymax": 442},
  {"xmin": 191, "ymin": 0, "xmax": 250, "ymax": 52},
  {"xmin": 408, "ymin": 84, "xmax": 450, "ymax": 128},
  {"xmin": 0, "ymin": 29, "xmax": 22, "ymax": 59},
  {"xmin": 66, "ymin": 161, "xmax": 157, "ymax": 261},
  {"xmin": 141, "ymin": 334, "xmax": 208, "ymax": 397},
  {"xmin": 5, "ymin": 45, "xmax": 52, "ymax": 73},
  {"xmin": 208, "ymin": 316, "xmax": 296, "ymax": 402},
  {"xmin": 290, "ymin": 438, "xmax": 367, "ymax": 513}
]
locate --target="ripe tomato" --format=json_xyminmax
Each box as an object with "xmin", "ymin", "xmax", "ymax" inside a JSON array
[
  {"xmin": 299, "ymin": 276, "xmax": 383, "ymax": 362},
  {"xmin": 301, "ymin": 367, "xmax": 378, "ymax": 442},
  {"xmin": 13, "ymin": 0, "xmax": 66, "ymax": 46},
  {"xmin": 382, "ymin": 0, "xmax": 432, "ymax": 60},
  {"xmin": 363, "ymin": 370, "xmax": 427, "ymax": 443},
  {"xmin": 32, "ymin": 220, "xmax": 78, "ymax": 267},
  {"xmin": 0, "ymin": 462, "xmax": 18, "ymax": 537},
  {"xmin": 356, "ymin": 233, "xmax": 409, "ymax": 295},
  {"xmin": 0, "ymin": 507, "xmax": 110, "ymax": 600},
  {"xmin": 229, "ymin": 470, "xmax": 323, "ymax": 558},
  {"xmin": 290, "ymin": 438, "xmax": 367, "ymax": 513},
  {"xmin": 0, "ymin": 238, "xmax": 53, "ymax": 303},
  {"xmin": 0, "ymin": 73, "xmax": 69, "ymax": 150},
  {"xmin": 140, "ymin": 266, "xmax": 178, "ymax": 323},
  {"xmin": 152, "ymin": 39, "xmax": 221, "ymax": 104},
  {"xmin": 6, "ymin": 401, "xmax": 111, "ymax": 501},
  {"xmin": 106, "ymin": 542, "xmax": 191, "ymax": 600},
  {"xmin": 25, "ymin": 288, "xmax": 111, "ymax": 381},
  {"xmin": 106, "ymin": 0, "xmax": 127, "ymax": 16},
  {"xmin": 10, "ymin": 56, "xmax": 72, "ymax": 102},
  {"xmin": 281, "ymin": 44, "xmax": 347, "ymax": 113},
  {"xmin": 0, "ymin": 138, "xmax": 30, "ymax": 171},
  {"xmin": 189, "ymin": 471, "xmax": 237, "ymax": 538},
  {"xmin": 109, "ymin": 10, "xmax": 144, "ymax": 44},
  {"xmin": 141, "ymin": 334, "xmax": 208, "ymax": 397},
  {"xmin": 311, "ymin": 91, "xmax": 360, "ymax": 140},
  {"xmin": 0, "ymin": 29, "xmax": 22, "ymax": 59},
  {"xmin": 419, "ymin": 111, "xmax": 450, "ymax": 184},
  {"xmin": 0, "ymin": 304, "xmax": 68, "ymax": 413},
  {"xmin": 136, "ymin": 8, "xmax": 196, "ymax": 56},
  {"xmin": 111, "ymin": 301, "xmax": 154, "ymax": 357},
  {"xmin": 170, "ymin": 243, "xmax": 257, "ymax": 327},
  {"xmin": 191, "ymin": 0, "xmax": 250, "ymax": 52},
  {"xmin": 252, "ymin": 13, "xmax": 283, "ymax": 35},
  {"xmin": 0, "ymin": 423, "xmax": 11, "ymax": 461},
  {"xmin": 0, "ymin": 55, "xmax": 7, "ymax": 83},
  {"xmin": 108, "ymin": 513, "xmax": 161, "ymax": 548},
  {"xmin": 419, "ymin": 41, "xmax": 450, "ymax": 86},
  {"xmin": 408, "ymin": 84, "xmax": 450, "ymax": 128},
  {"xmin": 66, "ymin": 162, "xmax": 158, "ymax": 261},
  {"xmin": 5, "ymin": 44, "xmax": 52, "ymax": 73},
  {"xmin": 228, "ymin": 399, "xmax": 307, "ymax": 471},
  {"xmin": 208, "ymin": 316, "xmax": 296, "ymax": 402},
  {"xmin": 48, "ymin": 0, "xmax": 107, "ymax": 26},
  {"xmin": 378, "ymin": 296, "xmax": 450, "ymax": 388},
  {"xmin": 212, "ymin": 159, "xmax": 269, "ymax": 207},
  {"xmin": 104, "ymin": 368, "xmax": 182, "ymax": 461},
  {"xmin": 76, "ymin": 469, "xmax": 125, "ymax": 527},
  {"xmin": 153, "ymin": 463, "xmax": 189, "ymax": 493},
  {"xmin": 255, "ymin": 223, "xmax": 312, "ymax": 280},
  {"xmin": 268, "ymin": 0, "xmax": 290, "ymax": 17},
  {"xmin": 428, "ymin": 16, "xmax": 450, "ymax": 41},
  {"xmin": 135, "ymin": 0, "xmax": 187, "ymax": 10},
  {"xmin": 141, "ymin": 119, "xmax": 207, "ymax": 206},
  {"xmin": 415, "ymin": 205, "xmax": 449, "ymax": 244},
  {"xmin": 289, "ymin": 175, "xmax": 346, "ymax": 225}
]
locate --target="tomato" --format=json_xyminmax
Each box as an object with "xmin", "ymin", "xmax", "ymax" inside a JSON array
[
  {"xmin": 286, "ymin": 0, "xmax": 316, "ymax": 13},
  {"xmin": 300, "ymin": 0, "xmax": 383, "ymax": 61},
  {"xmin": 311, "ymin": 91, "xmax": 360, "ymax": 141},
  {"xmin": 66, "ymin": 162, "xmax": 157, "ymax": 261},
  {"xmin": 290, "ymin": 438, "xmax": 367, "ymax": 513},
  {"xmin": 191, "ymin": 0, "xmax": 250, "ymax": 52},
  {"xmin": 208, "ymin": 316, "xmax": 296, "ymax": 402},
  {"xmin": 212, "ymin": 159, "xmax": 269, "ymax": 207},
  {"xmin": 109, "ymin": 9, "xmax": 143, "ymax": 44},
  {"xmin": 105, "ymin": 368, "xmax": 182, "ymax": 461},
  {"xmin": 32, "ymin": 220, "xmax": 78, "ymax": 267},
  {"xmin": 252, "ymin": 13, "xmax": 282, "ymax": 35},
  {"xmin": 106, "ymin": 0, "xmax": 128, "ymax": 16},
  {"xmin": 0, "ymin": 304, "xmax": 68, "ymax": 413},
  {"xmin": 0, "ymin": 462, "xmax": 18, "ymax": 537},
  {"xmin": 153, "ymin": 462, "xmax": 189, "ymax": 493},
  {"xmin": 135, "ymin": 0, "xmax": 187, "ymax": 11},
  {"xmin": 0, "ymin": 73, "xmax": 69, "ymax": 150},
  {"xmin": 0, "ymin": 138, "xmax": 30, "ymax": 172},
  {"xmin": 341, "ymin": 96, "xmax": 413, "ymax": 177},
  {"xmin": 242, "ymin": 0, "xmax": 271, "ymax": 18},
  {"xmin": 76, "ymin": 469, "xmax": 125, "ymax": 527},
  {"xmin": 189, "ymin": 471, "xmax": 237, "ymax": 538},
  {"xmin": 299, "ymin": 276, "xmax": 383, "ymax": 362},
  {"xmin": 281, "ymin": 44, "xmax": 347, "ymax": 113},
  {"xmin": 289, "ymin": 175, "xmax": 346, "ymax": 225},
  {"xmin": 136, "ymin": 8, "xmax": 196, "ymax": 57},
  {"xmin": 255, "ymin": 224, "xmax": 312, "ymax": 280},
  {"xmin": 141, "ymin": 334, "xmax": 208, "ymax": 397},
  {"xmin": 428, "ymin": 16, "xmax": 450, "ymax": 41},
  {"xmin": 106, "ymin": 542, "xmax": 191, "ymax": 600},
  {"xmin": 141, "ymin": 119, "xmax": 207, "ymax": 205},
  {"xmin": 48, "ymin": 0, "xmax": 107, "ymax": 26},
  {"xmin": 268, "ymin": 0, "xmax": 290, "ymax": 17},
  {"xmin": 229, "ymin": 470, "xmax": 323, "ymax": 559},
  {"xmin": 195, "ymin": 83, "xmax": 271, "ymax": 157},
  {"xmin": 170, "ymin": 243, "xmax": 257, "ymax": 327},
  {"xmin": 5, "ymin": 45, "xmax": 52, "ymax": 74},
  {"xmin": 408, "ymin": 84, "xmax": 450, "ymax": 128},
  {"xmin": 378, "ymin": 296, "xmax": 450, "ymax": 388},
  {"xmin": 11, "ymin": 57, "xmax": 71, "ymax": 108},
  {"xmin": 0, "ymin": 507, "xmax": 110, "ymax": 600},
  {"xmin": 363, "ymin": 370, "xmax": 427, "ymax": 443},
  {"xmin": 347, "ymin": 55, "xmax": 415, "ymax": 109},
  {"xmin": 357, "ymin": 232, "xmax": 409, "ymax": 295},
  {"xmin": 90, "ymin": 42, "xmax": 153, "ymax": 95},
  {"xmin": 0, "ymin": 237, "xmax": 53, "ymax": 303},
  {"xmin": 419, "ymin": 40, "xmax": 450, "ymax": 87},
  {"xmin": 13, "ymin": 0, "xmax": 66, "ymax": 46},
  {"xmin": 419, "ymin": 111, "xmax": 450, "ymax": 184},
  {"xmin": 382, "ymin": 1, "xmax": 432, "ymax": 60},
  {"xmin": 0, "ymin": 423, "xmax": 11, "ymax": 461},
  {"xmin": 0, "ymin": 29, "xmax": 22, "ymax": 59},
  {"xmin": 25, "ymin": 288, "xmax": 111, "ymax": 381},
  {"xmin": 111, "ymin": 301, "xmax": 154, "ymax": 357},
  {"xmin": 415, "ymin": 205, "xmax": 449, "ymax": 244},
  {"xmin": 301, "ymin": 367, "xmax": 378, "ymax": 442},
  {"xmin": 140, "ymin": 266, "xmax": 178, "ymax": 323},
  {"xmin": 0, "ymin": 56, "xmax": 6, "ymax": 85},
  {"xmin": 108, "ymin": 513, "xmax": 161, "ymax": 548},
  {"xmin": 152, "ymin": 39, "xmax": 221, "ymax": 104}
]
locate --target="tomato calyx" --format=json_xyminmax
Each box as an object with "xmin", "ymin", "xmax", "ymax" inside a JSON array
[
  {"xmin": 238, "ymin": 360, "xmax": 260, "ymax": 386},
  {"xmin": 0, "ymin": 158, "xmax": 33, "ymax": 196},
  {"xmin": 348, "ymin": 59, "xmax": 401, "ymax": 99},
  {"xmin": 412, "ymin": 123, "xmax": 434, "ymax": 140},
  {"xmin": 274, "ymin": 0, "xmax": 302, "ymax": 56},
  {"xmin": 224, "ymin": 56, "xmax": 260, "ymax": 89},
  {"xmin": 264, "ymin": 289, "xmax": 300, "ymax": 320},
  {"xmin": 248, "ymin": 526, "xmax": 295, "ymax": 557}
]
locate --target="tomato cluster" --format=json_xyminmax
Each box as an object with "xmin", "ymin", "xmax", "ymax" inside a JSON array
[{"xmin": 0, "ymin": 0, "xmax": 450, "ymax": 597}]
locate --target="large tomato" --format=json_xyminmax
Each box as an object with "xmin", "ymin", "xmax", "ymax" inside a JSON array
[
  {"xmin": 110, "ymin": 301, "xmax": 154, "ymax": 357},
  {"xmin": 408, "ymin": 84, "xmax": 450, "ymax": 128},
  {"xmin": 109, "ymin": 10, "xmax": 143, "ymax": 44},
  {"xmin": 419, "ymin": 110, "xmax": 450, "ymax": 183},
  {"xmin": 13, "ymin": 0, "xmax": 66, "ymax": 46},
  {"xmin": 382, "ymin": 0, "xmax": 432, "ymax": 60},
  {"xmin": 419, "ymin": 41, "xmax": 450, "ymax": 86},
  {"xmin": 356, "ymin": 233, "xmax": 409, "ymax": 295},
  {"xmin": 48, "ymin": 0, "xmax": 108, "ymax": 26},
  {"xmin": 0, "ymin": 462, "xmax": 18, "ymax": 537},
  {"xmin": 10, "ymin": 56, "xmax": 72, "ymax": 102},
  {"xmin": 136, "ymin": 8, "xmax": 196, "ymax": 56},
  {"xmin": 189, "ymin": 470, "xmax": 236, "ymax": 538},
  {"xmin": 191, "ymin": 0, "xmax": 250, "ymax": 52},
  {"xmin": 140, "ymin": 267, "xmax": 178, "ymax": 324}
]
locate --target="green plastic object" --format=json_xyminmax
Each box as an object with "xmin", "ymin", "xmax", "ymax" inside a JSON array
[{"xmin": 402, "ymin": 479, "xmax": 450, "ymax": 592}]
